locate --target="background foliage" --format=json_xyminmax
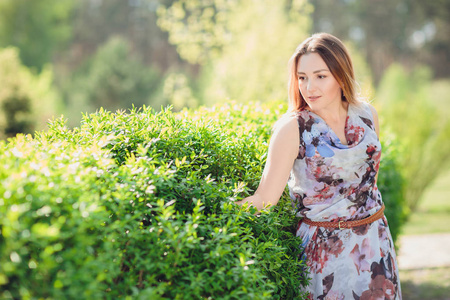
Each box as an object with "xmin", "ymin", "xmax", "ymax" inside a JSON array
[
  {"xmin": 62, "ymin": 37, "xmax": 161, "ymax": 121},
  {"xmin": 0, "ymin": 48, "xmax": 61, "ymax": 139},
  {"xmin": 0, "ymin": 0, "xmax": 74, "ymax": 71},
  {"xmin": 376, "ymin": 64, "xmax": 450, "ymax": 212},
  {"xmin": 158, "ymin": 0, "xmax": 312, "ymax": 104}
]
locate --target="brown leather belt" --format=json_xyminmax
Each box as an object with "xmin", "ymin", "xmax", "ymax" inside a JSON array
[{"xmin": 301, "ymin": 204, "xmax": 385, "ymax": 229}]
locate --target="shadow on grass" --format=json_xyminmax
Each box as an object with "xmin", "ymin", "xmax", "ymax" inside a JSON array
[{"xmin": 400, "ymin": 267, "xmax": 450, "ymax": 300}]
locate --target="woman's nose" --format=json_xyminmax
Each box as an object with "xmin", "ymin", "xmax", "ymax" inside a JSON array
[{"xmin": 306, "ymin": 79, "xmax": 316, "ymax": 92}]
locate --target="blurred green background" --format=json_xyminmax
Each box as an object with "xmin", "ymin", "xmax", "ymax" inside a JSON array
[{"xmin": 0, "ymin": 0, "xmax": 449, "ymax": 297}]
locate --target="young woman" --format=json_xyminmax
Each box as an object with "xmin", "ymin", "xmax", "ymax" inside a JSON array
[{"xmin": 236, "ymin": 33, "xmax": 402, "ymax": 299}]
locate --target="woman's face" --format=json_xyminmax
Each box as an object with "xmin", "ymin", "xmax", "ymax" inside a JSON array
[{"xmin": 297, "ymin": 52, "xmax": 342, "ymax": 112}]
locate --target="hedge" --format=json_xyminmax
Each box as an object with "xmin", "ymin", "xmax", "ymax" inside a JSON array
[{"xmin": 0, "ymin": 101, "xmax": 404, "ymax": 299}]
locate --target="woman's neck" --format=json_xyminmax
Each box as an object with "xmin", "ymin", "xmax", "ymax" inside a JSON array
[{"xmin": 312, "ymin": 100, "xmax": 348, "ymax": 124}]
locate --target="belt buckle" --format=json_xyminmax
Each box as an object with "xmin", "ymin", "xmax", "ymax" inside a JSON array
[{"xmin": 338, "ymin": 221, "xmax": 344, "ymax": 229}]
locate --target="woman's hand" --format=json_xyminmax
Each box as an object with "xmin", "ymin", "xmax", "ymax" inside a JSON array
[{"xmin": 235, "ymin": 114, "xmax": 300, "ymax": 211}]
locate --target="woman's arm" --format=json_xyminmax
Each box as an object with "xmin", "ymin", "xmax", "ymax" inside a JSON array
[
  {"xmin": 368, "ymin": 104, "xmax": 380, "ymax": 138},
  {"xmin": 235, "ymin": 115, "xmax": 300, "ymax": 210}
]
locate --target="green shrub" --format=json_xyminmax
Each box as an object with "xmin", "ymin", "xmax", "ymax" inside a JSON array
[
  {"xmin": 377, "ymin": 131, "xmax": 406, "ymax": 244},
  {"xmin": 0, "ymin": 100, "xmax": 405, "ymax": 299},
  {"xmin": 1, "ymin": 101, "xmax": 307, "ymax": 299},
  {"xmin": 0, "ymin": 134, "xmax": 116, "ymax": 299}
]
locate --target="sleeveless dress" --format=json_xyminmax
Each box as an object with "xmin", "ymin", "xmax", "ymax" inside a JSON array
[{"xmin": 288, "ymin": 102, "xmax": 402, "ymax": 299}]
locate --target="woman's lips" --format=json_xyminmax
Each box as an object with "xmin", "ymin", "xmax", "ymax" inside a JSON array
[{"xmin": 308, "ymin": 96, "xmax": 321, "ymax": 101}]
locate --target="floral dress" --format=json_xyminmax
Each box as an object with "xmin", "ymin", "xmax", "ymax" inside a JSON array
[{"xmin": 288, "ymin": 102, "xmax": 401, "ymax": 299}]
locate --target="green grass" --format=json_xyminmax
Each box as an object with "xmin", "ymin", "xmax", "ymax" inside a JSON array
[
  {"xmin": 399, "ymin": 167, "xmax": 450, "ymax": 299},
  {"xmin": 400, "ymin": 267, "xmax": 450, "ymax": 300},
  {"xmin": 401, "ymin": 167, "xmax": 450, "ymax": 235}
]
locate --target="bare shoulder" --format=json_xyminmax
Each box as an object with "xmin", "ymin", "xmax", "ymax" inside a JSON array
[
  {"xmin": 268, "ymin": 113, "xmax": 300, "ymax": 163},
  {"xmin": 272, "ymin": 113, "xmax": 299, "ymax": 137},
  {"xmin": 366, "ymin": 103, "xmax": 380, "ymax": 136},
  {"xmin": 367, "ymin": 103, "xmax": 379, "ymax": 119}
]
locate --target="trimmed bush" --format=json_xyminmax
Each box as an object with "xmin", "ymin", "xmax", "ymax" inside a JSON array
[
  {"xmin": 377, "ymin": 131, "xmax": 406, "ymax": 244},
  {"xmin": 0, "ymin": 101, "xmax": 404, "ymax": 299},
  {"xmin": 1, "ymin": 102, "xmax": 307, "ymax": 299}
]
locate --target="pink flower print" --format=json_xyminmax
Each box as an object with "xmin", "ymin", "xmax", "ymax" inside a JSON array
[
  {"xmin": 348, "ymin": 206, "xmax": 356, "ymax": 216},
  {"xmin": 350, "ymin": 238, "xmax": 375, "ymax": 275},
  {"xmin": 378, "ymin": 226, "xmax": 391, "ymax": 257},
  {"xmin": 326, "ymin": 234, "xmax": 344, "ymax": 258},
  {"xmin": 346, "ymin": 124, "xmax": 364, "ymax": 145},
  {"xmin": 304, "ymin": 230, "xmax": 344, "ymax": 274},
  {"xmin": 307, "ymin": 246, "xmax": 329, "ymax": 274},
  {"xmin": 352, "ymin": 224, "xmax": 370, "ymax": 236},
  {"xmin": 359, "ymin": 275, "xmax": 396, "ymax": 300},
  {"xmin": 366, "ymin": 144, "xmax": 377, "ymax": 158},
  {"xmin": 313, "ymin": 183, "xmax": 334, "ymax": 201},
  {"xmin": 378, "ymin": 225, "xmax": 388, "ymax": 241},
  {"xmin": 373, "ymin": 150, "xmax": 381, "ymax": 166},
  {"xmin": 325, "ymin": 290, "xmax": 345, "ymax": 300}
]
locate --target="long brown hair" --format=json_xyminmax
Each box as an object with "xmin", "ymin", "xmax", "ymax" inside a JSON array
[{"xmin": 288, "ymin": 33, "xmax": 359, "ymax": 111}]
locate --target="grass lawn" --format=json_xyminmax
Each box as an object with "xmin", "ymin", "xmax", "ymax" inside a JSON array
[
  {"xmin": 400, "ymin": 267, "xmax": 450, "ymax": 300},
  {"xmin": 399, "ymin": 167, "xmax": 450, "ymax": 299},
  {"xmin": 401, "ymin": 167, "xmax": 450, "ymax": 236}
]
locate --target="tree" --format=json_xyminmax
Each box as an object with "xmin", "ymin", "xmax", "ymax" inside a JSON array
[
  {"xmin": 54, "ymin": 0, "xmax": 196, "ymax": 119},
  {"xmin": 157, "ymin": 0, "xmax": 313, "ymax": 104},
  {"xmin": 0, "ymin": 48, "xmax": 61, "ymax": 138},
  {"xmin": 309, "ymin": 0, "xmax": 450, "ymax": 84},
  {"xmin": 411, "ymin": 0, "xmax": 450, "ymax": 79},
  {"xmin": 63, "ymin": 37, "xmax": 161, "ymax": 124},
  {"xmin": 376, "ymin": 64, "xmax": 450, "ymax": 212},
  {"xmin": 0, "ymin": 0, "xmax": 75, "ymax": 71},
  {"xmin": 60, "ymin": 0, "xmax": 183, "ymax": 73}
]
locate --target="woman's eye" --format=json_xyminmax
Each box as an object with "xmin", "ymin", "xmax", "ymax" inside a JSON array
[
  {"xmin": 298, "ymin": 76, "xmax": 305, "ymax": 81},
  {"xmin": 318, "ymin": 75, "xmax": 326, "ymax": 79}
]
